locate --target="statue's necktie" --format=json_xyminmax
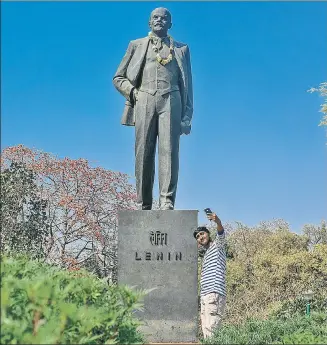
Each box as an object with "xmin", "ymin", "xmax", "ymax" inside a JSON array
[{"xmin": 156, "ymin": 38, "xmax": 163, "ymax": 50}]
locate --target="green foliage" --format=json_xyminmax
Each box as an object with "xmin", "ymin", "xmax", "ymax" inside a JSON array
[
  {"xmin": 0, "ymin": 162, "xmax": 49, "ymax": 259},
  {"xmin": 271, "ymin": 294, "xmax": 327, "ymax": 320},
  {"xmin": 308, "ymin": 81, "xmax": 327, "ymax": 127},
  {"xmin": 1, "ymin": 255, "xmax": 145, "ymax": 344},
  {"xmin": 303, "ymin": 220, "xmax": 327, "ymax": 247},
  {"xmin": 203, "ymin": 313, "xmax": 327, "ymax": 344},
  {"xmin": 223, "ymin": 220, "xmax": 327, "ymax": 324},
  {"xmin": 277, "ymin": 330, "xmax": 327, "ymax": 345}
]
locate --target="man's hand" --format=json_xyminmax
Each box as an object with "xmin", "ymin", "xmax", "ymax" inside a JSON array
[
  {"xmin": 207, "ymin": 212, "xmax": 224, "ymax": 233},
  {"xmin": 180, "ymin": 120, "xmax": 191, "ymax": 135}
]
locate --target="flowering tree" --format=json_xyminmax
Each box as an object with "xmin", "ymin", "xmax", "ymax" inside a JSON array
[{"xmin": 1, "ymin": 145, "xmax": 137, "ymax": 281}]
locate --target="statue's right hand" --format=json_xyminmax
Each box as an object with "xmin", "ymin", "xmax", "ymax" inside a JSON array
[{"xmin": 180, "ymin": 121, "xmax": 191, "ymax": 135}]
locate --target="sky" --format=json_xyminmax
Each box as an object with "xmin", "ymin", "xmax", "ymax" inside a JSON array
[{"xmin": 2, "ymin": 1, "xmax": 327, "ymax": 233}]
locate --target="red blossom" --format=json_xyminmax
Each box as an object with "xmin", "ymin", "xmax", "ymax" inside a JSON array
[{"xmin": 1, "ymin": 145, "xmax": 137, "ymax": 271}]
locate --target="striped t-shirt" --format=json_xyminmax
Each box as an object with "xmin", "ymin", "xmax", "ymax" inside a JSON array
[{"xmin": 200, "ymin": 231, "xmax": 227, "ymax": 297}]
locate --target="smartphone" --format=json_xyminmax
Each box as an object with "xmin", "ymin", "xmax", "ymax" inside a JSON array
[{"xmin": 204, "ymin": 208, "xmax": 212, "ymax": 215}]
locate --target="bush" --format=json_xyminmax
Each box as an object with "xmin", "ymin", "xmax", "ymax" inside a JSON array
[
  {"xmin": 271, "ymin": 294, "xmax": 327, "ymax": 320},
  {"xmin": 0, "ymin": 255, "xmax": 145, "ymax": 344},
  {"xmin": 224, "ymin": 222, "xmax": 327, "ymax": 324},
  {"xmin": 203, "ymin": 313, "xmax": 327, "ymax": 344},
  {"xmin": 277, "ymin": 330, "xmax": 327, "ymax": 344}
]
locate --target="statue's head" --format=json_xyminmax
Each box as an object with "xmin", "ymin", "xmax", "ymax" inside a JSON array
[{"xmin": 149, "ymin": 7, "xmax": 172, "ymax": 37}]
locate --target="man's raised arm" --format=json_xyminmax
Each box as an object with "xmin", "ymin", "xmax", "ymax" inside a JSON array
[{"xmin": 207, "ymin": 212, "xmax": 225, "ymax": 237}]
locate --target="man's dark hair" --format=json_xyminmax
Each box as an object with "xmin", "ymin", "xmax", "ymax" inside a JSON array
[{"xmin": 193, "ymin": 226, "xmax": 210, "ymax": 239}]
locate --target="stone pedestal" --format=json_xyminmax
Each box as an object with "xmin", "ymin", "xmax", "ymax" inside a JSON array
[{"xmin": 118, "ymin": 210, "xmax": 198, "ymax": 343}]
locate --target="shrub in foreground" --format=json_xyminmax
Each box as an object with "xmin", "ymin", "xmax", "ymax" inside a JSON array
[{"xmin": 1, "ymin": 255, "xmax": 145, "ymax": 344}]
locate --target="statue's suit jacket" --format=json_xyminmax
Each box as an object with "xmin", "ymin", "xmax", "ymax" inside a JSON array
[{"xmin": 113, "ymin": 36, "xmax": 193, "ymax": 127}]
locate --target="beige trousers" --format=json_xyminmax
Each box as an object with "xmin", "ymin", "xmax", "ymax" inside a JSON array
[{"xmin": 200, "ymin": 292, "xmax": 226, "ymax": 339}]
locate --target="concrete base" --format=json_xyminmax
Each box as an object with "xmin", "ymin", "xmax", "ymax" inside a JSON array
[{"xmin": 118, "ymin": 210, "xmax": 198, "ymax": 343}]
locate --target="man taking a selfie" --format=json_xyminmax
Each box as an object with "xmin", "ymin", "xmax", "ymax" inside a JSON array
[{"xmin": 194, "ymin": 209, "xmax": 227, "ymax": 339}]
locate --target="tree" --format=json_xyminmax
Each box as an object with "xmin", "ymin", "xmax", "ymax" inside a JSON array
[
  {"xmin": 303, "ymin": 220, "xmax": 327, "ymax": 248},
  {"xmin": 308, "ymin": 82, "xmax": 327, "ymax": 137},
  {"xmin": 1, "ymin": 162, "xmax": 49, "ymax": 259},
  {"xmin": 1, "ymin": 145, "xmax": 137, "ymax": 281},
  {"xmin": 212, "ymin": 219, "xmax": 327, "ymax": 325}
]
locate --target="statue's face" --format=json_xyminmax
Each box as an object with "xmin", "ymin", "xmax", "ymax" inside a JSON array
[{"xmin": 149, "ymin": 8, "xmax": 172, "ymax": 36}]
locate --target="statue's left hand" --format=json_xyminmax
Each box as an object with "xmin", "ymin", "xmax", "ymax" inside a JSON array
[{"xmin": 180, "ymin": 121, "xmax": 191, "ymax": 135}]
